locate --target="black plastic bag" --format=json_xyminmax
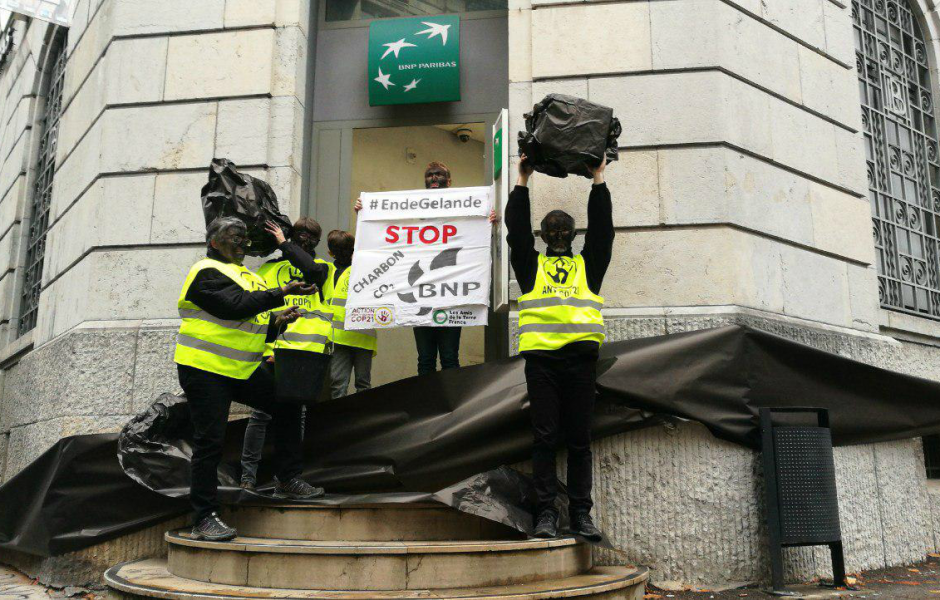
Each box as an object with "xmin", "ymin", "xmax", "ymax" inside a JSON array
[
  {"xmin": 118, "ymin": 392, "xmax": 245, "ymax": 497},
  {"xmin": 200, "ymin": 159, "xmax": 292, "ymax": 257},
  {"xmin": 8, "ymin": 325, "xmax": 940, "ymax": 556},
  {"xmin": 518, "ymin": 93, "xmax": 622, "ymax": 179}
]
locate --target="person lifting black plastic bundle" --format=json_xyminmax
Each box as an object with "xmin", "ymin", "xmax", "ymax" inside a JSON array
[
  {"xmin": 238, "ymin": 217, "xmax": 335, "ymax": 491},
  {"xmin": 517, "ymin": 93, "xmax": 621, "ymax": 179},
  {"xmin": 505, "ymin": 151, "xmax": 613, "ymax": 542}
]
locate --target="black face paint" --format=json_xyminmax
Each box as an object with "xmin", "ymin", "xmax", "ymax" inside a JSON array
[
  {"xmin": 214, "ymin": 228, "xmax": 250, "ymax": 265},
  {"xmin": 543, "ymin": 226, "xmax": 575, "ymax": 253},
  {"xmin": 540, "ymin": 212, "xmax": 576, "ymax": 253},
  {"xmin": 425, "ymin": 168, "xmax": 450, "ymax": 189},
  {"xmin": 295, "ymin": 231, "xmax": 319, "ymax": 254}
]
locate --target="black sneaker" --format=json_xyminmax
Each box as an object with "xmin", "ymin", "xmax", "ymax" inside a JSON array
[
  {"xmin": 192, "ymin": 512, "xmax": 237, "ymax": 542},
  {"xmin": 532, "ymin": 512, "xmax": 558, "ymax": 539},
  {"xmin": 570, "ymin": 512, "xmax": 602, "ymax": 542},
  {"xmin": 239, "ymin": 480, "xmax": 256, "ymax": 492},
  {"xmin": 273, "ymin": 476, "xmax": 325, "ymax": 499}
]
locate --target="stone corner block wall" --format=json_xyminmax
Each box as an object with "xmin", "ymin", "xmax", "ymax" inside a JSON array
[
  {"xmin": 0, "ymin": 324, "xmax": 179, "ymax": 483},
  {"xmin": 510, "ymin": 0, "xmax": 877, "ymax": 334},
  {"xmin": 0, "ymin": 0, "xmax": 312, "ymax": 480},
  {"xmin": 0, "ymin": 516, "xmax": 186, "ymax": 589},
  {"xmin": 513, "ymin": 309, "xmax": 940, "ymax": 588}
]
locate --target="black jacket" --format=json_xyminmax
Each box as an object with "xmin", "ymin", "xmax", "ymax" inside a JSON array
[
  {"xmin": 269, "ymin": 241, "xmax": 331, "ymax": 289},
  {"xmin": 259, "ymin": 241, "xmax": 331, "ymax": 303},
  {"xmin": 505, "ymin": 183, "xmax": 614, "ymax": 295},
  {"xmin": 504, "ymin": 182, "xmax": 614, "ymax": 357},
  {"xmin": 185, "ymin": 249, "xmax": 286, "ymax": 322},
  {"xmin": 184, "ymin": 246, "xmax": 322, "ymax": 343}
]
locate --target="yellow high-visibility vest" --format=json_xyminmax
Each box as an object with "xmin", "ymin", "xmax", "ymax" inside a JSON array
[
  {"xmin": 329, "ymin": 267, "xmax": 378, "ymax": 354},
  {"xmin": 257, "ymin": 259, "xmax": 335, "ymax": 355},
  {"xmin": 174, "ymin": 258, "xmax": 270, "ymax": 379},
  {"xmin": 321, "ymin": 261, "xmax": 335, "ymax": 305},
  {"xmin": 518, "ymin": 254, "xmax": 605, "ymax": 352}
]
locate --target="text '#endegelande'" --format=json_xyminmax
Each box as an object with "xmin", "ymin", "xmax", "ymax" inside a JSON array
[{"xmin": 375, "ymin": 196, "xmax": 484, "ymax": 212}]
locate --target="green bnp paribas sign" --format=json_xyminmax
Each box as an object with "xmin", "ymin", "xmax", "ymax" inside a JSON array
[{"xmin": 368, "ymin": 15, "xmax": 460, "ymax": 106}]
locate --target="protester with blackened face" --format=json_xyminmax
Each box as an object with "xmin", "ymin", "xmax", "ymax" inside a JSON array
[
  {"xmin": 424, "ymin": 161, "xmax": 451, "ymax": 190},
  {"xmin": 238, "ymin": 217, "xmax": 335, "ymax": 492},
  {"xmin": 353, "ymin": 161, "xmax": 497, "ymax": 377},
  {"xmin": 326, "ymin": 229, "xmax": 377, "ymax": 398},
  {"xmin": 175, "ymin": 217, "xmax": 323, "ymax": 542},
  {"xmin": 411, "ymin": 161, "xmax": 463, "ymax": 374},
  {"xmin": 504, "ymin": 154, "xmax": 614, "ymax": 542}
]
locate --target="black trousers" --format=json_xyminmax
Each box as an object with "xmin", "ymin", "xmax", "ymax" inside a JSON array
[
  {"xmin": 524, "ymin": 352, "xmax": 597, "ymax": 518},
  {"xmin": 413, "ymin": 326, "xmax": 461, "ymax": 375},
  {"xmin": 178, "ymin": 363, "xmax": 304, "ymax": 521}
]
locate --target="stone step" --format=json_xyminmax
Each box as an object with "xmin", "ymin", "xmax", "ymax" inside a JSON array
[
  {"xmin": 222, "ymin": 503, "xmax": 519, "ymax": 541},
  {"xmin": 165, "ymin": 531, "xmax": 592, "ymax": 590},
  {"xmin": 105, "ymin": 558, "xmax": 648, "ymax": 599}
]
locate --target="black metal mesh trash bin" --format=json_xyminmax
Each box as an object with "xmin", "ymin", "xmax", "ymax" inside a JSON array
[{"xmin": 760, "ymin": 407, "xmax": 846, "ymax": 594}]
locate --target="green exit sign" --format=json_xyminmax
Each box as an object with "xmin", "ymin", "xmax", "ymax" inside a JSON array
[
  {"xmin": 493, "ymin": 127, "xmax": 503, "ymax": 180},
  {"xmin": 368, "ymin": 15, "xmax": 460, "ymax": 107}
]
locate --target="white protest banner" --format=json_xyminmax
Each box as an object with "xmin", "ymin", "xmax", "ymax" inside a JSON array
[
  {"xmin": 346, "ymin": 186, "xmax": 493, "ymax": 329},
  {"xmin": 357, "ymin": 185, "xmax": 492, "ymax": 221}
]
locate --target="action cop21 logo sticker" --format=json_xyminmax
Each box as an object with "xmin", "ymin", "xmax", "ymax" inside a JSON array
[{"xmin": 368, "ymin": 15, "xmax": 460, "ymax": 106}]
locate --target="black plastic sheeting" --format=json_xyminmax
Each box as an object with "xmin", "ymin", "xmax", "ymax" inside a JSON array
[
  {"xmin": 201, "ymin": 158, "xmax": 292, "ymax": 257},
  {"xmin": 518, "ymin": 93, "xmax": 622, "ymax": 179},
  {"xmin": 3, "ymin": 325, "xmax": 940, "ymax": 557}
]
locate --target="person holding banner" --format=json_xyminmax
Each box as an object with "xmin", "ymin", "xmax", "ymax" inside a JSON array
[
  {"xmin": 326, "ymin": 229, "xmax": 377, "ymax": 398},
  {"xmin": 176, "ymin": 217, "xmax": 323, "ymax": 542},
  {"xmin": 353, "ymin": 160, "xmax": 498, "ymax": 376},
  {"xmin": 238, "ymin": 218, "xmax": 333, "ymax": 491},
  {"xmin": 411, "ymin": 162, "xmax": 466, "ymax": 375},
  {"xmin": 505, "ymin": 154, "xmax": 612, "ymax": 542}
]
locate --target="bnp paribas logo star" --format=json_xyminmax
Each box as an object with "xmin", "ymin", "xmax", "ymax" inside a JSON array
[{"xmin": 368, "ymin": 15, "xmax": 460, "ymax": 107}]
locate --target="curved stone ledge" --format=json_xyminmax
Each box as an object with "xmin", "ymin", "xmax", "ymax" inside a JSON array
[
  {"xmin": 106, "ymin": 558, "xmax": 649, "ymax": 599},
  {"xmin": 166, "ymin": 533, "xmax": 591, "ymax": 590}
]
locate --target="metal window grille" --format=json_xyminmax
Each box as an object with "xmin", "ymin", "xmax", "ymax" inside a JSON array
[
  {"xmin": 0, "ymin": 25, "xmax": 15, "ymax": 74},
  {"xmin": 18, "ymin": 33, "xmax": 67, "ymax": 335},
  {"xmin": 325, "ymin": 0, "xmax": 506, "ymax": 21},
  {"xmin": 854, "ymin": 0, "xmax": 940, "ymax": 319}
]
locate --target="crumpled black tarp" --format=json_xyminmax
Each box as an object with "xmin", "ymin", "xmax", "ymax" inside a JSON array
[
  {"xmin": 517, "ymin": 93, "xmax": 622, "ymax": 179},
  {"xmin": 0, "ymin": 432, "xmax": 189, "ymax": 557},
  {"xmin": 201, "ymin": 158, "xmax": 292, "ymax": 257},
  {"xmin": 4, "ymin": 325, "xmax": 940, "ymax": 557}
]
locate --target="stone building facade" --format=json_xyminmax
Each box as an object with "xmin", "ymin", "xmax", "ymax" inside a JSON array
[{"xmin": 1, "ymin": 0, "xmax": 940, "ymax": 588}]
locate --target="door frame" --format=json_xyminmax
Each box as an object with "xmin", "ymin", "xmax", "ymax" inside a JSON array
[
  {"xmin": 306, "ymin": 111, "xmax": 510, "ymax": 360},
  {"xmin": 306, "ymin": 112, "xmax": 499, "ymax": 232}
]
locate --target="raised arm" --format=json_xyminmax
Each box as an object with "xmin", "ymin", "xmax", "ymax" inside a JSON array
[
  {"xmin": 505, "ymin": 155, "xmax": 540, "ymax": 295},
  {"xmin": 278, "ymin": 242, "xmax": 330, "ymax": 288},
  {"xmin": 265, "ymin": 221, "xmax": 330, "ymax": 288},
  {"xmin": 581, "ymin": 157, "xmax": 614, "ymax": 295}
]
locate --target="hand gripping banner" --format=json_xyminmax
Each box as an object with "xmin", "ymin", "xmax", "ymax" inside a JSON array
[{"xmin": 346, "ymin": 186, "xmax": 493, "ymax": 329}]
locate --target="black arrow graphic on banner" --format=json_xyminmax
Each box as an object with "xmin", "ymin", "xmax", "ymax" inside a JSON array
[{"xmin": 398, "ymin": 247, "xmax": 462, "ymax": 314}]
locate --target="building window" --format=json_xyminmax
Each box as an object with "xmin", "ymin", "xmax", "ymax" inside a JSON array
[
  {"xmin": 325, "ymin": 0, "xmax": 506, "ymax": 22},
  {"xmin": 18, "ymin": 32, "xmax": 67, "ymax": 336},
  {"xmin": 0, "ymin": 24, "xmax": 15, "ymax": 75},
  {"xmin": 855, "ymin": 0, "xmax": 940, "ymax": 319}
]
